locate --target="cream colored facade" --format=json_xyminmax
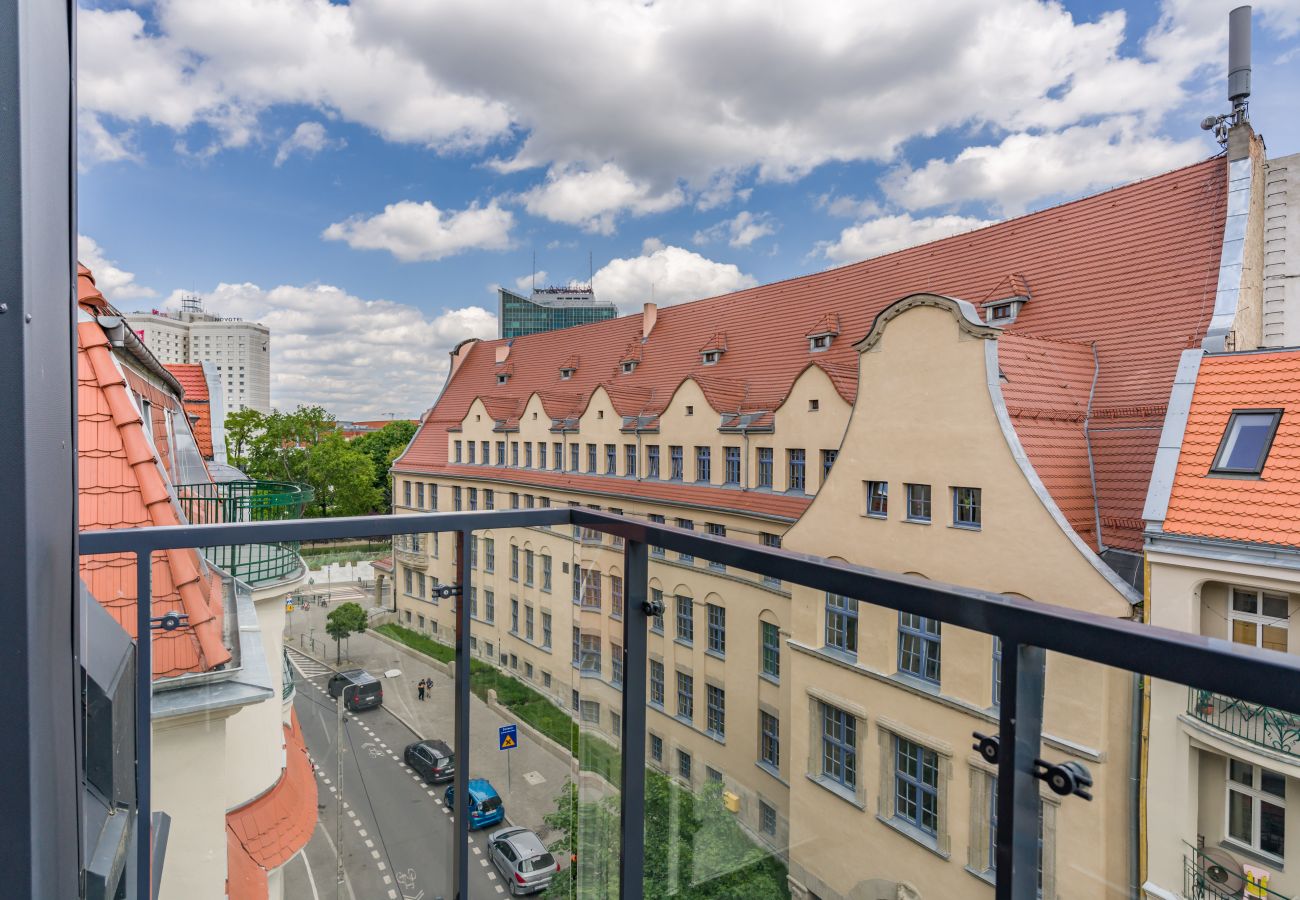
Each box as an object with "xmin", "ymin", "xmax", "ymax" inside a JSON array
[
  {"xmin": 1143, "ymin": 542, "xmax": 1300, "ymax": 900},
  {"xmin": 390, "ymin": 298, "xmax": 1155, "ymax": 898}
]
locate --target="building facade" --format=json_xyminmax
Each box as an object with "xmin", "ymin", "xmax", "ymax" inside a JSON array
[
  {"xmin": 79, "ymin": 266, "xmax": 312, "ymax": 900},
  {"xmin": 126, "ymin": 296, "xmax": 271, "ymax": 414},
  {"xmin": 1144, "ymin": 348, "xmax": 1300, "ymax": 900},
  {"xmin": 390, "ymin": 127, "xmax": 1284, "ymax": 899},
  {"xmin": 498, "ymin": 286, "xmax": 617, "ymax": 338}
]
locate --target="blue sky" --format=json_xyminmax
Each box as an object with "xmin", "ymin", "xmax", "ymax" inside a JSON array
[{"xmin": 77, "ymin": 0, "xmax": 1300, "ymax": 418}]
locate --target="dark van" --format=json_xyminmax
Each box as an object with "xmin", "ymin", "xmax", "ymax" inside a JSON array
[{"xmin": 327, "ymin": 669, "xmax": 383, "ymax": 711}]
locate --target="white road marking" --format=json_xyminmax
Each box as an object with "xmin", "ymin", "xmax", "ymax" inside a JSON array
[
  {"xmin": 377, "ymin": 862, "xmax": 386, "ymax": 871},
  {"xmin": 472, "ymin": 847, "xmax": 481, "ymax": 856},
  {"xmin": 295, "ymin": 848, "xmax": 321, "ymax": 900},
  {"xmin": 487, "ymin": 872, "xmax": 496, "ymax": 880},
  {"xmin": 365, "ymin": 839, "xmax": 373, "ymax": 848},
  {"xmin": 495, "ymin": 886, "xmax": 504, "ymax": 894},
  {"xmin": 479, "ymin": 859, "xmax": 488, "ymax": 867},
  {"xmin": 358, "ymin": 829, "xmax": 367, "ymax": 837},
  {"xmin": 328, "ymin": 786, "xmax": 336, "ymax": 793},
  {"xmin": 383, "ymin": 875, "xmax": 392, "ymax": 885},
  {"xmin": 387, "ymin": 891, "xmax": 397, "ymax": 900},
  {"xmin": 371, "ymin": 849, "xmax": 381, "ymax": 859}
]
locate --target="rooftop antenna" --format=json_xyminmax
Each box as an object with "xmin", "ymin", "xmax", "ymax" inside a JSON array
[
  {"xmin": 589, "ymin": 251, "xmax": 593, "ymax": 290},
  {"xmin": 531, "ymin": 249, "xmax": 536, "ymax": 293},
  {"xmin": 1200, "ymin": 6, "xmax": 1251, "ymax": 145}
]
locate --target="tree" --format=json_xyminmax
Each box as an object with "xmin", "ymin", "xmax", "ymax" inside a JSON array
[
  {"xmin": 325, "ymin": 601, "xmax": 368, "ymax": 664},
  {"xmin": 224, "ymin": 407, "xmax": 266, "ymax": 468},
  {"xmin": 305, "ymin": 432, "xmax": 381, "ymax": 516},
  {"xmin": 352, "ymin": 420, "xmax": 417, "ymax": 508}
]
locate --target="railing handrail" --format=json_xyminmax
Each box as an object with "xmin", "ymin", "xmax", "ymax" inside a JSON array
[
  {"xmin": 174, "ymin": 479, "xmax": 315, "ymax": 502},
  {"xmin": 77, "ymin": 505, "xmax": 1300, "ymax": 900},
  {"xmin": 78, "ymin": 507, "xmax": 1300, "ymax": 717}
]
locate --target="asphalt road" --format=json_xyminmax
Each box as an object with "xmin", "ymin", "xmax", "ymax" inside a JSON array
[{"xmin": 282, "ymin": 654, "xmax": 522, "ymax": 900}]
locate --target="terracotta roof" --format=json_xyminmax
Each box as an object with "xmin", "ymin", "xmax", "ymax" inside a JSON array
[
  {"xmin": 225, "ymin": 828, "xmax": 268, "ymax": 900},
  {"xmin": 371, "ymin": 556, "xmax": 395, "ymax": 574},
  {"xmin": 1162, "ymin": 350, "xmax": 1300, "ymax": 547},
  {"xmin": 166, "ymin": 363, "xmax": 215, "ymax": 459},
  {"xmin": 226, "ymin": 709, "xmax": 318, "ymax": 881},
  {"xmin": 983, "ymin": 273, "xmax": 1032, "ymax": 303},
  {"xmin": 398, "ymin": 158, "xmax": 1228, "ymax": 551},
  {"xmin": 77, "ymin": 268, "xmax": 231, "ymax": 677}
]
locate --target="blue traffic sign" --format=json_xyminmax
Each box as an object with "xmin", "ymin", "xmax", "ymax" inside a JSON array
[{"xmin": 498, "ymin": 724, "xmax": 518, "ymax": 750}]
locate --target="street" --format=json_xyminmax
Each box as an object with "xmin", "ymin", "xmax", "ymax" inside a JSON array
[{"xmin": 283, "ymin": 650, "xmax": 522, "ymax": 900}]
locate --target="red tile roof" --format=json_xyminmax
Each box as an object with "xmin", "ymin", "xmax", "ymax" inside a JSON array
[
  {"xmin": 399, "ymin": 158, "xmax": 1228, "ymax": 549},
  {"xmin": 78, "ymin": 268, "xmax": 231, "ymax": 677},
  {"xmin": 167, "ymin": 363, "xmax": 215, "ymax": 459},
  {"xmin": 1162, "ymin": 350, "xmax": 1300, "ymax": 547},
  {"xmin": 226, "ymin": 710, "xmax": 318, "ymax": 897}
]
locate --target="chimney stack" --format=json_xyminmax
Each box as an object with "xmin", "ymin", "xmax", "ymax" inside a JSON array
[{"xmin": 642, "ymin": 302, "xmax": 658, "ymax": 341}]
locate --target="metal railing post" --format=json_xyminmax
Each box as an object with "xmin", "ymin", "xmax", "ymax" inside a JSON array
[
  {"xmin": 994, "ymin": 641, "xmax": 1046, "ymax": 900},
  {"xmin": 619, "ymin": 539, "xmax": 649, "ymax": 900},
  {"xmin": 136, "ymin": 551, "xmax": 154, "ymax": 899},
  {"xmin": 452, "ymin": 529, "xmax": 471, "ymax": 900}
]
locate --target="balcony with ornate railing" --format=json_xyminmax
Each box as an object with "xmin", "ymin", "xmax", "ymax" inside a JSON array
[
  {"xmin": 1187, "ymin": 689, "xmax": 1300, "ymax": 759},
  {"xmin": 174, "ymin": 480, "xmax": 313, "ymax": 587},
  {"xmin": 1184, "ymin": 844, "xmax": 1291, "ymax": 899}
]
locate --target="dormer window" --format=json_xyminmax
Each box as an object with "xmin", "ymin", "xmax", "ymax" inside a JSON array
[
  {"xmin": 989, "ymin": 304, "xmax": 1013, "ymax": 322},
  {"xmin": 560, "ymin": 368, "xmax": 575, "ymax": 380},
  {"xmin": 702, "ymin": 350, "xmax": 722, "ymax": 365},
  {"xmin": 621, "ymin": 361, "xmax": 637, "ymax": 375},
  {"xmin": 497, "ymin": 373, "xmax": 510, "ymax": 385},
  {"xmin": 809, "ymin": 334, "xmax": 833, "ymax": 352},
  {"xmin": 1212, "ymin": 409, "xmax": 1282, "ymax": 475}
]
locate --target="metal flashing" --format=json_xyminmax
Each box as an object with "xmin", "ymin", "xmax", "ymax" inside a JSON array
[
  {"xmin": 1204, "ymin": 156, "xmax": 1254, "ymax": 351},
  {"xmin": 1142, "ymin": 348, "xmax": 1205, "ymax": 525},
  {"xmin": 855, "ymin": 293, "xmax": 1000, "ymax": 353}
]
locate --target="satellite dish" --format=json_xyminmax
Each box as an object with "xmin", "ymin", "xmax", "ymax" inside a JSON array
[{"xmin": 1199, "ymin": 846, "xmax": 1245, "ymax": 895}]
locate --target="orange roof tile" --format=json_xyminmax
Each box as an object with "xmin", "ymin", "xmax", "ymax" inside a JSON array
[
  {"xmin": 225, "ymin": 828, "xmax": 268, "ymax": 900},
  {"xmin": 226, "ymin": 710, "xmax": 318, "ymax": 876},
  {"xmin": 398, "ymin": 158, "xmax": 1228, "ymax": 551},
  {"xmin": 166, "ymin": 364, "xmax": 215, "ymax": 459},
  {"xmin": 1162, "ymin": 350, "xmax": 1300, "ymax": 547},
  {"xmin": 77, "ymin": 266, "xmax": 231, "ymax": 677}
]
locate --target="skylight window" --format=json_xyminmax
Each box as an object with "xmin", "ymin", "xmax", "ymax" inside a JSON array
[{"xmin": 1212, "ymin": 410, "xmax": 1282, "ymax": 475}]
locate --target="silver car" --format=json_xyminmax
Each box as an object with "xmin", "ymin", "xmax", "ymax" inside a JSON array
[{"xmin": 487, "ymin": 826, "xmax": 559, "ymax": 896}]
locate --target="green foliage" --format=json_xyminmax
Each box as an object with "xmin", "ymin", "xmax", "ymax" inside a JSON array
[
  {"xmin": 325, "ymin": 601, "xmax": 368, "ymax": 663},
  {"xmin": 542, "ymin": 775, "xmax": 789, "ymax": 900},
  {"xmin": 352, "ymin": 420, "xmax": 418, "ymax": 508},
  {"xmin": 305, "ymin": 432, "xmax": 381, "ymax": 516},
  {"xmin": 376, "ymin": 623, "xmax": 455, "ymax": 664}
]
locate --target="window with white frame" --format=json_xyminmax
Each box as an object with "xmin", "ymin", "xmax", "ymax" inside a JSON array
[
  {"xmin": 1227, "ymin": 758, "xmax": 1286, "ymax": 860},
  {"xmin": 1229, "ymin": 586, "xmax": 1289, "ymax": 652}
]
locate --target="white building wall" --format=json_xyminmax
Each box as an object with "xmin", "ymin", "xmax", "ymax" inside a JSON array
[
  {"xmin": 1263, "ymin": 152, "xmax": 1300, "ymax": 348},
  {"xmin": 124, "ymin": 310, "xmax": 272, "ymax": 414}
]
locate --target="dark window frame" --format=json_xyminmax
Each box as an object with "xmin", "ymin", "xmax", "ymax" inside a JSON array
[{"xmin": 1211, "ymin": 409, "xmax": 1284, "ymax": 475}]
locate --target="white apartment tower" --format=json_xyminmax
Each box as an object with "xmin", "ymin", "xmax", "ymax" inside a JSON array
[{"xmin": 126, "ymin": 294, "xmax": 271, "ymax": 414}]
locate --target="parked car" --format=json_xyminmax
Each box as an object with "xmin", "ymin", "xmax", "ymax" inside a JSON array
[
  {"xmin": 326, "ymin": 669, "xmax": 383, "ymax": 711},
  {"xmin": 488, "ymin": 827, "xmax": 559, "ymax": 896},
  {"xmin": 443, "ymin": 778, "xmax": 505, "ymax": 830},
  {"xmin": 403, "ymin": 738, "xmax": 455, "ymax": 783}
]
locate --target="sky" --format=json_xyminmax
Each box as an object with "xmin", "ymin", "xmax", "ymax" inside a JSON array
[{"xmin": 77, "ymin": 0, "xmax": 1300, "ymax": 419}]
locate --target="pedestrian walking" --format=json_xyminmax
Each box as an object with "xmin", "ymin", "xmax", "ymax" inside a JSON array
[{"xmin": 417, "ymin": 678, "xmax": 426, "ymax": 701}]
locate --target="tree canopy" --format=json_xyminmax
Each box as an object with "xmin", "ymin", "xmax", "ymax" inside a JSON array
[
  {"xmin": 351, "ymin": 420, "xmax": 417, "ymax": 508},
  {"xmin": 325, "ymin": 601, "xmax": 368, "ymax": 664}
]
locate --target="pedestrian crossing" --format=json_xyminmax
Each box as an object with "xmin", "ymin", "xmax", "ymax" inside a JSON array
[{"xmin": 286, "ymin": 646, "xmax": 333, "ymax": 679}]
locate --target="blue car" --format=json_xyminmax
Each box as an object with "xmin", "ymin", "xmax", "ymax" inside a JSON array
[{"xmin": 444, "ymin": 778, "xmax": 505, "ymax": 830}]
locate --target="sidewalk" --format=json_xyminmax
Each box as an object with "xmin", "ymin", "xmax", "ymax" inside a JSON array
[{"xmin": 287, "ymin": 593, "xmax": 577, "ymax": 838}]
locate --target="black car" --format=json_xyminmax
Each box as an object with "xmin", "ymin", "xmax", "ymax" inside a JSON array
[
  {"xmin": 403, "ymin": 738, "xmax": 455, "ymax": 783},
  {"xmin": 327, "ymin": 669, "xmax": 383, "ymax": 711}
]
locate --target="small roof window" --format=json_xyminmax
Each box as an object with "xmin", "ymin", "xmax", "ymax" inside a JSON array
[
  {"xmin": 621, "ymin": 361, "xmax": 637, "ymax": 374},
  {"xmin": 1211, "ymin": 409, "xmax": 1282, "ymax": 475},
  {"xmin": 559, "ymin": 368, "xmax": 575, "ymax": 380}
]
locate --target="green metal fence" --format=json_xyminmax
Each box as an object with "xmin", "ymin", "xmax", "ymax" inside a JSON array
[
  {"xmin": 1188, "ymin": 688, "xmax": 1300, "ymax": 758},
  {"xmin": 174, "ymin": 480, "xmax": 314, "ymax": 586},
  {"xmin": 1184, "ymin": 844, "xmax": 1290, "ymax": 899}
]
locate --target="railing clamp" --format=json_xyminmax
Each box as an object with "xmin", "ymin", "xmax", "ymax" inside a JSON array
[
  {"xmin": 972, "ymin": 731, "xmax": 999, "ymax": 764},
  {"xmin": 434, "ymin": 584, "xmax": 463, "ymax": 599},
  {"xmin": 1033, "ymin": 758, "xmax": 1093, "ymax": 801},
  {"xmin": 150, "ymin": 610, "xmax": 189, "ymax": 632},
  {"xmin": 642, "ymin": 594, "xmax": 666, "ymax": 619}
]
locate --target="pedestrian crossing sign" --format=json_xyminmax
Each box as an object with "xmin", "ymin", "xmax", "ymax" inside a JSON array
[{"xmin": 499, "ymin": 724, "xmax": 518, "ymax": 750}]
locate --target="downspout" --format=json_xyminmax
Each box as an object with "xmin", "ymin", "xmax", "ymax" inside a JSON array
[
  {"xmin": 742, "ymin": 430, "xmax": 750, "ymax": 493},
  {"xmin": 1082, "ymin": 342, "xmax": 1105, "ymax": 553}
]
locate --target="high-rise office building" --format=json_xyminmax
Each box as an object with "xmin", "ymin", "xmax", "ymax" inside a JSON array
[
  {"xmin": 498, "ymin": 285, "xmax": 617, "ymax": 338},
  {"xmin": 126, "ymin": 294, "xmax": 271, "ymax": 414}
]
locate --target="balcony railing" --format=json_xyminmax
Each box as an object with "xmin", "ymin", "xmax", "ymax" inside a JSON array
[
  {"xmin": 174, "ymin": 480, "xmax": 313, "ymax": 585},
  {"xmin": 78, "ymin": 507, "xmax": 1300, "ymax": 900},
  {"xmin": 1188, "ymin": 689, "xmax": 1300, "ymax": 758},
  {"xmin": 1184, "ymin": 845, "xmax": 1291, "ymax": 899}
]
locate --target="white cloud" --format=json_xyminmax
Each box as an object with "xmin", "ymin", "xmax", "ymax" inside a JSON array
[
  {"xmin": 78, "ymin": 0, "xmax": 1284, "ymax": 214},
  {"xmin": 817, "ymin": 214, "xmax": 998, "ymax": 265},
  {"xmin": 593, "ymin": 239, "xmax": 757, "ymax": 313},
  {"xmin": 78, "ymin": 235, "xmax": 158, "ymax": 302},
  {"xmin": 78, "ymin": 112, "xmax": 141, "ymax": 170},
  {"xmin": 815, "ymin": 192, "xmax": 881, "ymax": 220},
  {"xmin": 162, "ymin": 280, "xmax": 496, "ymax": 418},
  {"xmin": 693, "ymin": 211, "xmax": 776, "ymax": 248},
  {"xmin": 514, "ymin": 272, "xmax": 546, "ymax": 292},
  {"xmin": 518, "ymin": 164, "xmax": 685, "ymax": 235},
  {"xmin": 884, "ymin": 117, "xmax": 1205, "ymax": 215},
  {"xmin": 322, "ymin": 200, "xmax": 514, "ymax": 262},
  {"xmin": 274, "ymin": 121, "xmax": 345, "ymax": 166}
]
